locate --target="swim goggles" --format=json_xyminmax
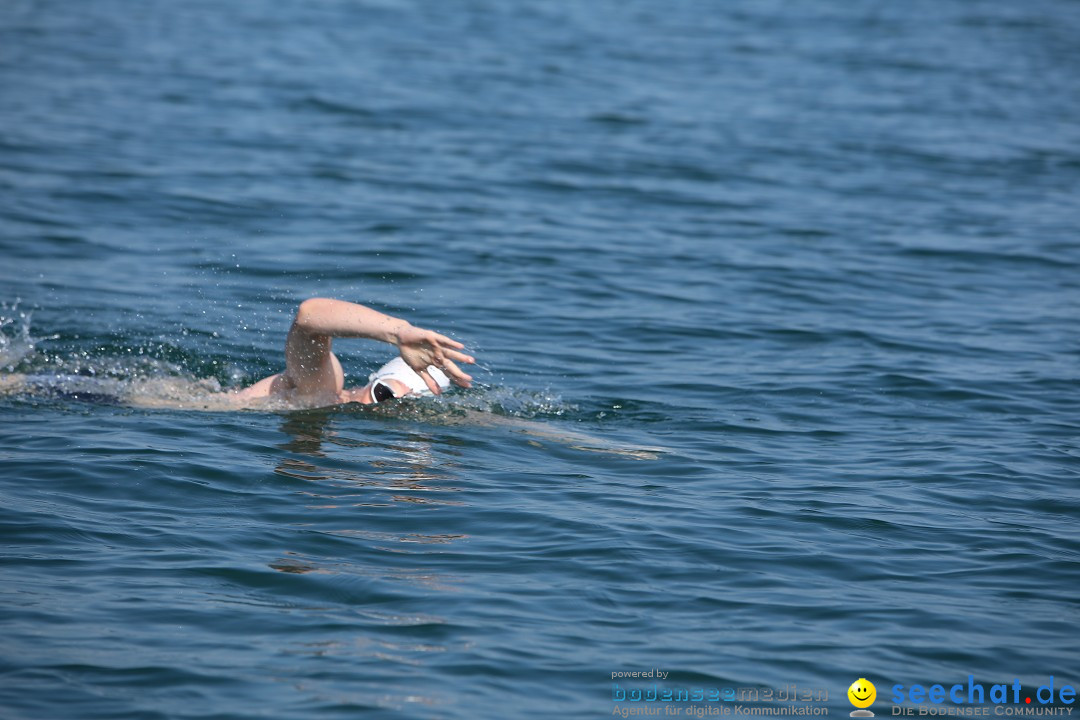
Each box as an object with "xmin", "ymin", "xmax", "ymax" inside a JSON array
[{"xmin": 370, "ymin": 381, "xmax": 397, "ymax": 404}]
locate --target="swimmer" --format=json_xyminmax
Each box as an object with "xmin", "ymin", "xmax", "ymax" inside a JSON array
[
  {"xmin": 1, "ymin": 300, "xmax": 663, "ymax": 458},
  {"xmin": 0, "ymin": 298, "xmax": 474, "ymax": 410},
  {"xmin": 232, "ymin": 297, "xmax": 475, "ymax": 407}
]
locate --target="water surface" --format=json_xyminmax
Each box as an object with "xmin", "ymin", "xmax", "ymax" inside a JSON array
[{"xmin": 1, "ymin": 0, "xmax": 1078, "ymax": 718}]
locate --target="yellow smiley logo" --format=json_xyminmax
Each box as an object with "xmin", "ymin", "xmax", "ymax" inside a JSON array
[{"xmin": 848, "ymin": 678, "xmax": 877, "ymax": 716}]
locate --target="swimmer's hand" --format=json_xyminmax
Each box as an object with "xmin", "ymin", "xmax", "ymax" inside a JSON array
[{"xmin": 395, "ymin": 325, "xmax": 475, "ymax": 394}]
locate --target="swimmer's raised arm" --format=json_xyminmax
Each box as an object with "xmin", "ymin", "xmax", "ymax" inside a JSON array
[{"xmin": 284, "ymin": 298, "xmax": 474, "ymax": 396}]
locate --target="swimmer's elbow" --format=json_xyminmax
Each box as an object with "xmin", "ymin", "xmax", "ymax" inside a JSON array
[{"xmin": 293, "ymin": 297, "xmax": 334, "ymax": 332}]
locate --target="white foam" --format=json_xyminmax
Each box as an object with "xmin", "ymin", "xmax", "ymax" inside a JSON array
[{"xmin": 0, "ymin": 300, "xmax": 40, "ymax": 370}]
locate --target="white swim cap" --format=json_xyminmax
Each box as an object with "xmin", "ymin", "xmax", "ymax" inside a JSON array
[{"xmin": 367, "ymin": 357, "xmax": 450, "ymax": 397}]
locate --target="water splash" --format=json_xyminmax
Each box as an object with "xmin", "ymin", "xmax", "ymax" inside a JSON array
[
  {"xmin": 361, "ymin": 388, "xmax": 661, "ymax": 458},
  {"xmin": 0, "ymin": 300, "xmax": 48, "ymax": 370},
  {"xmin": 0, "ymin": 301, "xmax": 233, "ymax": 408},
  {"xmin": 396, "ymin": 384, "xmax": 575, "ymax": 420}
]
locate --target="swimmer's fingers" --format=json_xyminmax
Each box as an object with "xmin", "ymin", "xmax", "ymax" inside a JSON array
[
  {"xmin": 439, "ymin": 357, "xmax": 473, "ymax": 388},
  {"xmin": 442, "ymin": 347, "xmax": 475, "ymax": 365},
  {"xmin": 399, "ymin": 326, "xmax": 475, "ymax": 393},
  {"xmin": 429, "ymin": 331, "xmax": 465, "ymax": 351},
  {"xmin": 400, "ymin": 328, "xmax": 470, "ymax": 359},
  {"xmin": 418, "ymin": 368, "xmax": 442, "ymax": 395}
]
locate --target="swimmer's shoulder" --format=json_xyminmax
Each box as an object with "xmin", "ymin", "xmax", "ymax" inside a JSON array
[
  {"xmin": 233, "ymin": 372, "xmax": 361, "ymax": 409},
  {"xmin": 233, "ymin": 373, "xmax": 283, "ymax": 400}
]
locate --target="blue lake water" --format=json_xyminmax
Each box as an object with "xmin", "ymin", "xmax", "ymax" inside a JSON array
[{"xmin": 1, "ymin": 0, "xmax": 1079, "ymax": 718}]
